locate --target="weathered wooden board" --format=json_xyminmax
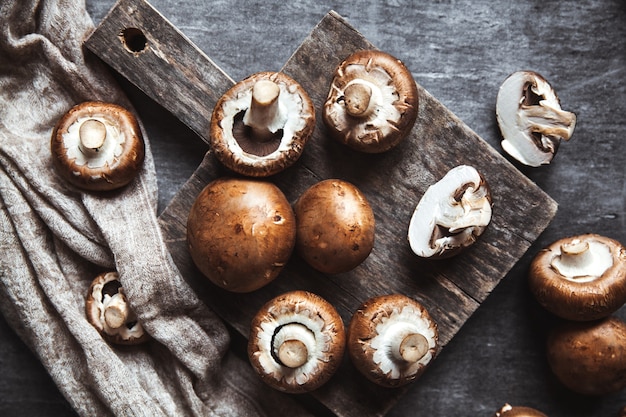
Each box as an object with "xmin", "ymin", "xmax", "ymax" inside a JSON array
[{"xmin": 87, "ymin": 3, "xmax": 558, "ymax": 417}]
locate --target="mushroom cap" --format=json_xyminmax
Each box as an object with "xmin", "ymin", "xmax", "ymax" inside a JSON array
[
  {"xmin": 50, "ymin": 101, "xmax": 145, "ymax": 191},
  {"xmin": 210, "ymin": 71, "xmax": 315, "ymax": 177},
  {"xmin": 407, "ymin": 165, "xmax": 493, "ymax": 259},
  {"xmin": 347, "ymin": 294, "xmax": 438, "ymax": 388},
  {"xmin": 546, "ymin": 316, "xmax": 626, "ymax": 396},
  {"xmin": 492, "ymin": 404, "xmax": 548, "ymax": 417},
  {"xmin": 495, "ymin": 70, "xmax": 576, "ymax": 167},
  {"xmin": 247, "ymin": 290, "xmax": 346, "ymax": 393},
  {"xmin": 85, "ymin": 271, "xmax": 150, "ymax": 345},
  {"xmin": 529, "ymin": 234, "xmax": 626, "ymax": 321},
  {"xmin": 293, "ymin": 179, "xmax": 376, "ymax": 274},
  {"xmin": 186, "ymin": 177, "xmax": 296, "ymax": 293},
  {"xmin": 323, "ymin": 50, "xmax": 419, "ymax": 153}
]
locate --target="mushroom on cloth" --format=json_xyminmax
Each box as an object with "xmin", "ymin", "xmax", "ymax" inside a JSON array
[
  {"xmin": 347, "ymin": 294, "xmax": 438, "ymax": 387},
  {"xmin": 323, "ymin": 50, "xmax": 419, "ymax": 153},
  {"xmin": 50, "ymin": 101, "xmax": 145, "ymax": 191},
  {"xmin": 247, "ymin": 290, "xmax": 345, "ymax": 393},
  {"xmin": 210, "ymin": 72, "xmax": 315, "ymax": 177}
]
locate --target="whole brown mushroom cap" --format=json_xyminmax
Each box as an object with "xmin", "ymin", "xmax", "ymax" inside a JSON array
[
  {"xmin": 492, "ymin": 404, "xmax": 548, "ymax": 417},
  {"xmin": 347, "ymin": 294, "xmax": 438, "ymax": 388},
  {"xmin": 546, "ymin": 315, "xmax": 626, "ymax": 396},
  {"xmin": 50, "ymin": 101, "xmax": 145, "ymax": 191},
  {"xmin": 186, "ymin": 177, "xmax": 296, "ymax": 293},
  {"xmin": 247, "ymin": 290, "xmax": 346, "ymax": 393},
  {"xmin": 529, "ymin": 234, "xmax": 626, "ymax": 321},
  {"xmin": 323, "ymin": 49, "xmax": 419, "ymax": 153},
  {"xmin": 210, "ymin": 71, "xmax": 315, "ymax": 177}
]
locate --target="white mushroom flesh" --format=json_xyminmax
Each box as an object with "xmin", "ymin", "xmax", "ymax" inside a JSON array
[
  {"xmin": 408, "ymin": 165, "xmax": 492, "ymax": 258},
  {"xmin": 62, "ymin": 116, "xmax": 125, "ymax": 168},
  {"xmin": 253, "ymin": 302, "xmax": 336, "ymax": 386},
  {"xmin": 88, "ymin": 272, "xmax": 145, "ymax": 340},
  {"xmin": 496, "ymin": 71, "xmax": 576, "ymax": 167},
  {"xmin": 219, "ymin": 81, "xmax": 310, "ymax": 164},
  {"xmin": 551, "ymin": 238, "xmax": 614, "ymax": 283},
  {"xmin": 370, "ymin": 304, "xmax": 437, "ymax": 379}
]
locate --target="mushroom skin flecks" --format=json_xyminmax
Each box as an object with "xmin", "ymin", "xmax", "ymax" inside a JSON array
[
  {"xmin": 348, "ymin": 294, "xmax": 438, "ymax": 388},
  {"xmin": 407, "ymin": 165, "xmax": 492, "ymax": 259},
  {"xmin": 210, "ymin": 71, "xmax": 315, "ymax": 177},
  {"xmin": 496, "ymin": 71, "xmax": 576, "ymax": 167},
  {"xmin": 529, "ymin": 234, "xmax": 626, "ymax": 321},
  {"xmin": 85, "ymin": 271, "xmax": 149, "ymax": 345},
  {"xmin": 51, "ymin": 101, "xmax": 145, "ymax": 191},
  {"xmin": 248, "ymin": 291, "xmax": 345, "ymax": 393},
  {"xmin": 323, "ymin": 50, "xmax": 419, "ymax": 153}
]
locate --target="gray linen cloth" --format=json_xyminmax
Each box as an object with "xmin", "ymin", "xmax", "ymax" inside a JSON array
[{"xmin": 0, "ymin": 1, "xmax": 313, "ymax": 416}]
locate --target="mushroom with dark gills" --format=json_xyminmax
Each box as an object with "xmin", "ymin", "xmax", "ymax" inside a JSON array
[
  {"xmin": 347, "ymin": 294, "xmax": 438, "ymax": 387},
  {"xmin": 85, "ymin": 272, "xmax": 150, "ymax": 345},
  {"xmin": 407, "ymin": 165, "xmax": 493, "ymax": 259},
  {"xmin": 323, "ymin": 50, "xmax": 419, "ymax": 153},
  {"xmin": 186, "ymin": 178, "xmax": 296, "ymax": 293},
  {"xmin": 529, "ymin": 234, "xmax": 626, "ymax": 321},
  {"xmin": 50, "ymin": 101, "xmax": 145, "ymax": 191},
  {"xmin": 496, "ymin": 71, "xmax": 576, "ymax": 167},
  {"xmin": 210, "ymin": 72, "xmax": 315, "ymax": 177},
  {"xmin": 247, "ymin": 291, "xmax": 346, "ymax": 393},
  {"xmin": 492, "ymin": 404, "xmax": 548, "ymax": 417}
]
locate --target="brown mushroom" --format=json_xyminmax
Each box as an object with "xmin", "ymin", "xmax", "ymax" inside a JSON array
[
  {"xmin": 347, "ymin": 294, "xmax": 438, "ymax": 387},
  {"xmin": 323, "ymin": 50, "xmax": 419, "ymax": 153},
  {"xmin": 210, "ymin": 71, "xmax": 315, "ymax": 177},
  {"xmin": 496, "ymin": 71, "xmax": 576, "ymax": 166},
  {"xmin": 293, "ymin": 179, "xmax": 375, "ymax": 274},
  {"xmin": 407, "ymin": 165, "xmax": 493, "ymax": 259},
  {"xmin": 51, "ymin": 101, "xmax": 145, "ymax": 191},
  {"xmin": 529, "ymin": 234, "xmax": 626, "ymax": 321},
  {"xmin": 186, "ymin": 177, "xmax": 296, "ymax": 293},
  {"xmin": 546, "ymin": 316, "xmax": 626, "ymax": 396},
  {"xmin": 85, "ymin": 271, "xmax": 149, "ymax": 345},
  {"xmin": 492, "ymin": 404, "xmax": 548, "ymax": 417},
  {"xmin": 247, "ymin": 290, "xmax": 345, "ymax": 393}
]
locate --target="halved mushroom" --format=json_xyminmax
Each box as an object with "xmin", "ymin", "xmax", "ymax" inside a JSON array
[
  {"xmin": 496, "ymin": 71, "xmax": 576, "ymax": 166},
  {"xmin": 85, "ymin": 271, "xmax": 149, "ymax": 345},
  {"xmin": 547, "ymin": 316, "xmax": 626, "ymax": 396},
  {"xmin": 408, "ymin": 165, "xmax": 493, "ymax": 259},
  {"xmin": 492, "ymin": 404, "xmax": 548, "ymax": 417},
  {"xmin": 347, "ymin": 294, "xmax": 438, "ymax": 388},
  {"xmin": 323, "ymin": 50, "xmax": 419, "ymax": 153},
  {"xmin": 187, "ymin": 177, "xmax": 296, "ymax": 293},
  {"xmin": 247, "ymin": 290, "xmax": 345, "ymax": 393},
  {"xmin": 51, "ymin": 101, "xmax": 145, "ymax": 191},
  {"xmin": 529, "ymin": 234, "xmax": 626, "ymax": 321},
  {"xmin": 210, "ymin": 72, "xmax": 315, "ymax": 177}
]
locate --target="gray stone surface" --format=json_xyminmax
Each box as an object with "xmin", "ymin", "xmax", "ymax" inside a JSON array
[{"xmin": 1, "ymin": 0, "xmax": 624, "ymax": 416}]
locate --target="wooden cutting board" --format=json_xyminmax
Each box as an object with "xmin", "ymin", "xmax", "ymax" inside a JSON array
[{"xmin": 86, "ymin": 2, "xmax": 557, "ymax": 416}]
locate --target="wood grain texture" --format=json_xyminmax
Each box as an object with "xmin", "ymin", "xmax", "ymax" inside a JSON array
[{"xmin": 91, "ymin": 7, "xmax": 559, "ymax": 417}]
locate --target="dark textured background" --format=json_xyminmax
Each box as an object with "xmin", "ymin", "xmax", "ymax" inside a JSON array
[{"xmin": 1, "ymin": 1, "xmax": 624, "ymax": 416}]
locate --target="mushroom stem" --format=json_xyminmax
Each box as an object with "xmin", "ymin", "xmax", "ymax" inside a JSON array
[
  {"xmin": 277, "ymin": 339, "xmax": 308, "ymax": 368},
  {"xmin": 272, "ymin": 323, "xmax": 315, "ymax": 369},
  {"xmin": 78, "ymin": 119, "xmax": 107, "ymax": 155},
  {"xmin": 343, "ymin": 82, "xmax": 374, "ymax": 117},
  {"xmin": 522, "ymin": 103, "xmax": 576, "ymax": 140},
  {"xmin": 243, "ymin": 80, "xmax": 282, "ymax": 142},
  {"xmin": 103, "ymin": 293, "xmax": 129, "ymax": 329},
  {"xmin": 397, "ymin": 333, "xmax": 429, "ymax": 363}
]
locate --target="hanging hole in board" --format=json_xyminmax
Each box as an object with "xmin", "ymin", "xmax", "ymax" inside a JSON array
[{"xmin": 120, "ymin": 27, "xmax": 147, "ymax": 54}]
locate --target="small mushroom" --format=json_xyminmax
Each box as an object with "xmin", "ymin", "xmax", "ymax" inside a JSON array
[
  {"xmin": 85, "ymin": 271, "xmax": 149, "ymax": 345},
  {"xmin": 293, "ymin": 179, "xmax": 375, "ymax": 274},
  {"xmin": 546, "ymin": 316, "xmax": 626, "ymax": 396},
  {"xmin": 210, "ymin": 72, "xmax": 315, "ymax": 177},
  {"xmin": 186, "ymin": 177, "xmax": 296, "ymax": 293},
  {"xmin": 492, "ymin": 404, "xmax": 548, "ymax": 417},
  {"xmin": 323, "ymin": 50, "xmax": 419, "ymax": 153},
  {"xmin": 529, "ymin": 234, "xmax": 626, "ymax": 321},
  {"xmin": 347, "ymin": 294, "xmax": 438, "ymax": 387},
  {"xmin": 496, "ymin": 71, "xmax": 576, "ymax": 167},
  {"xmin": 51, "ymin": 101, "xmax": 145, "ymax": 191},
  {"xmin": 407, "ymin": 165, "xmax": 493, "ymax": 259},
  {"xmin": 247, "ymin": 290, "xmax": 345, "ymax": 393}
]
